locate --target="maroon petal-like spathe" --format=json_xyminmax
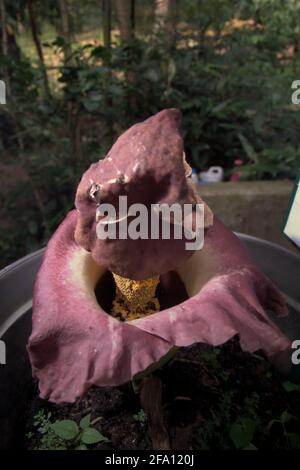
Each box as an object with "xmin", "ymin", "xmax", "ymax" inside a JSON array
[
  {"xmin": 74, "ymin": 109, "xmax": 213, "ymax": 280},
  {"xmin": 28, "ymin": 210, "xmax": 290, "ymax": 403}
]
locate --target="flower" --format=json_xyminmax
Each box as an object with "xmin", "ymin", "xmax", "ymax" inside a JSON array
[{"xmin": 27, "ymin": 110, "xmax": 291, "ymax": 404}]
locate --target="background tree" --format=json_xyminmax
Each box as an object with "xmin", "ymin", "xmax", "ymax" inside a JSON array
[
  {"xmin": 102, "ymin": 0, "xmax": 111, "ymax": 66},
  {"xmin": 1, "ymin": 0, "xmax": 300, "ymax": 270},
  {"xmin": 153, "ymin": 0, "xmax": 179, "ymax": 48},
  {"xmin": 114, "ymin": 0, "xmax": 135, "ymax": 42},
  {"xmin": 0, "ymin": 0, "xmax": 10, "ymax": 98},
  {"xmin": 27, "ymin": 0, "xmax": 50, "ymax": 98},
  {"xmin": 154, "ymin": 0, "xmax": 170, "ymax": 32},
  {"xmin": 58, "ymin": 0, "xmax": 73, "ymax": 64}
]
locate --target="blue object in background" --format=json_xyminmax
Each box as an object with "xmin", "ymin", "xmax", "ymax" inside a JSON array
[{"xmin": 191, "ymin": 168, "xmax": 199, "ymax": 184}]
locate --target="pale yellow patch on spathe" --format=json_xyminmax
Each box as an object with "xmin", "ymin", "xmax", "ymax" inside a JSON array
[
  {"xmin": 68, "ymin": 247, "xmax": 105, "ymax": 295},
  {"xmin": 176, "ymin": 247, "xmax": 217, "ymax": 298}
]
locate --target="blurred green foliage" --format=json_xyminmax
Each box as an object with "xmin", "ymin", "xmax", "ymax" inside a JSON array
[{"xmin": 1, "ymin": 0, "xmax": 300, "ymax": 267}]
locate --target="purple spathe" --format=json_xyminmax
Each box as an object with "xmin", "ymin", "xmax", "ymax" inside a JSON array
[{"xmin": 27, "ymin": 210, "xmax": 290, "ymax": 403}]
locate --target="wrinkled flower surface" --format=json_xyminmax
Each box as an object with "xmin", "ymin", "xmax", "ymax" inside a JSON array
[{"xmin": 28, "ymin": 109, "xmax": 290, "ymax": 403}]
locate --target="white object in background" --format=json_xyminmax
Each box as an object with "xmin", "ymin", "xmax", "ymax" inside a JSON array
[
  {"xmin": 199, "ymin": 166, "xmax": 224, "ymax": 183},
  {"xmin": 283, "ymin": 171, "xmax": 300, "ymax": 250}
]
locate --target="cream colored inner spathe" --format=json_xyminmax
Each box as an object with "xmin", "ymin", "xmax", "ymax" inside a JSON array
[
  {"xmin": 68, "ymin": 247, "xmax": 105, "ymax": 297},
  {"xmin": 68, "ymin": 245, "xmax": 217, "ymax": 319},
  {"xmin": 176, "ymin": 247, "xmax": 217, "ymax": 298}
]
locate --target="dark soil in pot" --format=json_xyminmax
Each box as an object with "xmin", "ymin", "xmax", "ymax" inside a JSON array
[{"xmin": 23, "ymin": 337, "xmax": 300, "ymax": 450}]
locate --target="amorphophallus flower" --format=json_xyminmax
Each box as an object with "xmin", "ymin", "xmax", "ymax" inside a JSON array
[{"xmin": 28, "ymin": 109, "xmax": 291, "ymax": 404}]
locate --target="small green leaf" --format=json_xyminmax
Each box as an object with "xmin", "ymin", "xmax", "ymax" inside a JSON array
[
  {"xmin": 145, "ymin": 69, "xmax": 160, "ymax": 83},
  {"xmin": 283, "ymin": 381, "xmax": 299, "ymax": 392},
  {"xmin": 51, "ymin": 420, "xmax": 79, "ymax": 440},
  {"xmin": 240, "ymin": 417, "xmax": 256, "ymax": 435},
  {"xmin": 238, "ymin": 133, "xmax": 258, "ymax": 163},
  {"xmin": 133, "ymin": 410, "xmax": 148, "ymax": 423},
  {"xmin": 229, "ymin": 418, "xmax": 256, "ymax": 449},
  {"xmin": 38, "ymin": 426, "xmax": 47, "ymax": 434},
  {"xmin": 83, "ymin": 99, "xmax": 100, "ymax": 112},
  {"xmin": 80, "ymin": 414, "xmax": 91, "ymax": 430},
  {"xmin": 81, "ymin": 427, "xmax": 108, "ymax": 445},
  {"xmin": 230, "ymin": 425, "xmax": 248, "ymax": 449}
]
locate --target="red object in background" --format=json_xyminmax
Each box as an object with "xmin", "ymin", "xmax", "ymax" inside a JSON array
[
  {"xmin": 230, "ymin": 159, "xmax": 244, "ymax": 182},
  {"xmin": 230, "ymin": 171, "xmax": 242, "ymax": 182}
]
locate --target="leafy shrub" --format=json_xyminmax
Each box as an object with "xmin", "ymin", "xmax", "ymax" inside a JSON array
[{"xmin": 1, "ymin": 1, "xmax": 300, "ymax": 267}]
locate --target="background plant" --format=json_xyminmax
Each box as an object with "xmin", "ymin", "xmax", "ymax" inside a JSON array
[
  {"xmin": 1, "ymin": 0, "xmax": 300, "ymax": 268},
  {"xmin": 27, "ymin": 410, "xmax": 108, "ymax": 450}
]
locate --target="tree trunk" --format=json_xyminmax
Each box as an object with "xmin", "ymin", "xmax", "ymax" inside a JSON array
[
  {"xmin": 114, "ymin": 0, "xmax": 134, "ymax": 42},
  {"xmin": 102, "ymin": 0, "xmax": 114, "ymax": 145},
  {"xmin": 58, "ymin": 0, "xmax": 81, "ymax": 161},
  {"xmin": 114, "ymin": 0, "xmax": 137, "ymax": 113},
  {"xmin": 154, "ymin": 0, "xmax": 169, "ymax": 32},
  {"xmin": 130, "ymin": 0, "xmax": 135, "ymax": 36},
  {"xmin": 0, "ymin": 0, "xmax": 8, "ymax": 57},
  {"xmin": 154, "ymin": 0, "xmax": 179, "ymax": 55},
  {"xmin": 58, "ymin": 0, "xmax": 73, "ymax": 65},
  {"xmin": 153, "ymin": 0, "xmax": 178, "ymax": 41},
  {"xmin": 27, "ymin": 0, "xmax": 51, "ymax": 99},
  {"xmin": 102, "ymin": 0, "xmax": 111, "ymax": 66},
  {"xmin": 0, "ymin": 0, "xmax": 10, "ymax": 98}
]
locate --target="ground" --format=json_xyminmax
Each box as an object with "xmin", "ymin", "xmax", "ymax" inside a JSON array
[{"xmin": 24, "ymin": 337, "xmax": 300, "ymax": 450}]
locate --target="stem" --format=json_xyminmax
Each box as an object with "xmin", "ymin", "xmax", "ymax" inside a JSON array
[{"xmin": 140, "ymin": 375, "xmax": 170, "ymax": 450}]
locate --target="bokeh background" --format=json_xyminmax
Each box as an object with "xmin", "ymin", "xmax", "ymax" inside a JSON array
[{"xmin": 0, "ymin": 0, "xmax": 299, "ymax": 268}]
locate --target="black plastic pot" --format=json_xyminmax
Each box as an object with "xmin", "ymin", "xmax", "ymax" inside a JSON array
[{"xmin": 0, "ymin": 236, "xmax": 299, "ymax": 449}]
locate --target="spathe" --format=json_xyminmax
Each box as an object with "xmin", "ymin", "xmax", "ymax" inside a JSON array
[{"xmin": 28, "ymin": 210, "xmax": 290, "ymax": 403}]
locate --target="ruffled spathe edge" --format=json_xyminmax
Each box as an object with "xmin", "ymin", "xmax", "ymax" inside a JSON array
[{"xmin": 27, "ymin": 210, "xmax": 291, "ymax": 403}]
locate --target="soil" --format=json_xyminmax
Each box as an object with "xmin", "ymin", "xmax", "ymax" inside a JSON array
[{"xmin": 23, "ymin": 336, "xmax": 300, "ymax": 450}]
